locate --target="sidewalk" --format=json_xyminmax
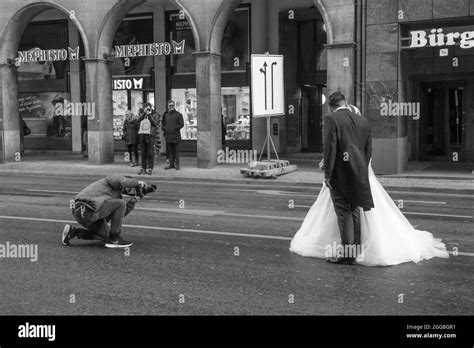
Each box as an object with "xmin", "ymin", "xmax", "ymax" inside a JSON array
[{"xmin": 0, "ymin": 152, "xmax": 472, "ymax": 190}]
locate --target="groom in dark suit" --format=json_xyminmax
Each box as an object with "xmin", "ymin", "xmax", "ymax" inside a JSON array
[{"xmin": 323, "ymin": 92, "xmax": 374, "ymax": 265}]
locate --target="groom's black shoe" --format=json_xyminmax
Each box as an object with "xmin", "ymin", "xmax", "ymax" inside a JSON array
[
  {"xmin": 327, "ymin": 257, "xmax": 357, "ymax": 265},
  {"xmin": 327, "ymin": 257, "xmax": 347, "ymax": 264}
]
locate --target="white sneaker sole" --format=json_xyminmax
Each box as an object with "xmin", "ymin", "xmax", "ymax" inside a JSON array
[
  {"xmin": 62, "ymin": 225, "xmax": 71, "ymax": 245},
  {"xmin": 105, "ymin": 242, "xmax": 133, "ymax": 248}
]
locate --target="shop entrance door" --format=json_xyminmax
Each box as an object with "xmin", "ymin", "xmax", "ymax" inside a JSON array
[
  {"xmin": 419, "ymin": 82, "xmax": 466, "ymax": 161},
  {"xmin": 302, "ymin": 86, "xmax": 323, "ymax": 152}
]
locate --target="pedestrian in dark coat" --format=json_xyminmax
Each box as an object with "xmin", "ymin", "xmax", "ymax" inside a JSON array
[
  {"xmin": 162, "ymin": 100, "xmax": 184, "ymax": 170},
  {"xmin": 122, "ymin": 110, "xmax": 139, "ymax": 167}
]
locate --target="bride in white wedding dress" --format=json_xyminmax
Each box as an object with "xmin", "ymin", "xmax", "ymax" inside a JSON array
[{"xmin": 290, "ymin": 106, "xmax": 449, "ymax": 266}]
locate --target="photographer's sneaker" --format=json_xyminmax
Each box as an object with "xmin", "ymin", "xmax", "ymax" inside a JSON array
[
  {"xmin": 138, "ymin": 168, "xmax": 146, "ymax": 175},
  {"xmin": 146, "ymin": 169, "xmax": 153, "ymax": 175},
  {"xmin": 105, "ymin": 236, "xmax": 133, "ymax": 248},
  {"xmin": 62, "ymin": 224, "xmax": 77, "ymax": 246}
]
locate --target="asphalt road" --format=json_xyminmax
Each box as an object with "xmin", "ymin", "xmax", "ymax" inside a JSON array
[{"xmin": 0, "ymin": 173, "xmax": 472, "ymax": 315}]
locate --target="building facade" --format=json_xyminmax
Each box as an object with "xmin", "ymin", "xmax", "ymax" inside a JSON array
[
  {"xmin": 366, "ymin": 0, "xmax": 474, "ymax": 173},
  {"xmin": 7, "ymin": 1, "xmax": 470, "ymax": 174}
]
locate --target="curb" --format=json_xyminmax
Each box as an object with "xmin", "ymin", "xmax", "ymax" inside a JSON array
[{"xmin": 0, "ymin": 168, "xmax": 472, "ymax": 193}]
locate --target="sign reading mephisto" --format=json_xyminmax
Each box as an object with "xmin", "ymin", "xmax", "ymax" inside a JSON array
[
  {"xmin": 17, "ymin": 47, "xmax": 80, "ymax": 63},
  {"xmin": 410, "ymin": 28, "xmax": 474, "ymax": 49},
  {"xmin": 115, "ymin": 40, "xmax": 185, "ymax": 57}
]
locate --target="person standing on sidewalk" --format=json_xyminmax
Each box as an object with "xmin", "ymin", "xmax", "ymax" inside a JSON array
[
  {"xmin": 19, "ymin": 116, "xmax": 31, "ymax": 157},
  {"xmin": 162, "ymin": 100, "xmax": 184, "ymax": 170},
  {"xmin": 122, "ymin": 110, "xmax": 139, "ymax": 167},
  {"xmin": 137, "ymin": 102, "xmax": 159, "ymax": 175},
  {"xmin": 61, "ymin": 176, "xmax": 150, "ymax": 248}
]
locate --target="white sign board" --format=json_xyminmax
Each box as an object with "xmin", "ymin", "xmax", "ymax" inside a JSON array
[{"xmin": 251, "ymin": 54, "xmax": 284, "ymax": 117}]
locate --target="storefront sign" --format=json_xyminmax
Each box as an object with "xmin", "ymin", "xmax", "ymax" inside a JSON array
[
  {"xmin": 409, "ymin": 28, "xmax": 474, "ymax": 49},
  {"xmin": 113, "ymin": 78, "xmax": 144, "ymax": 90},
  {"xmin": 16, "ymin": 47, "xmax": 80, "ymax": 63},
  {"xmin": 114, "ymin": 40, "xmax": 185, "ymax": 58},
  {"xmin": 170, "ymin": 19, "xmax": 191, "ymax": 32}
]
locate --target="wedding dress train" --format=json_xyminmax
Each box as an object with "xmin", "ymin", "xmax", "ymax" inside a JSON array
[{"xmin": 290, "ymin": 164, "xmax": 449, "ymax": 266}]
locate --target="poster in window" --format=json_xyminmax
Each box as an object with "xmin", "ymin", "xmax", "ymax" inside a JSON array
[
  {"xmin": 168, "ymin": 7, "xmax": 249, "ymax": 73},
  {"xmin": 113, "ymin": 90, "xmax": 128, "ymax": 139},
  {"xmin": 169, "ymin": 13, "xmax": 196, "ymax": 73},
  {"xmin": 19, "ymin": 92, "xmax": 71, "ymax": 138}
]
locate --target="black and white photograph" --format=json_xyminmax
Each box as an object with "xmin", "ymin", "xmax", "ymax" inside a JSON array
[{"xmin": 0, "ymin": 0, "xmax": 473, "ymax": 346}]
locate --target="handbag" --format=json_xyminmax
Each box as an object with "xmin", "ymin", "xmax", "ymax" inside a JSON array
[{"xmin": 23, "ymin": 122, "xmax": 31, "ymax": 136}]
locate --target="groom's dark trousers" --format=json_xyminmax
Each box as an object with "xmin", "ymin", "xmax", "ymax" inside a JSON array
[{"xmin": 329, "ymin": 186, "xmax": 361, "ymax": 246}]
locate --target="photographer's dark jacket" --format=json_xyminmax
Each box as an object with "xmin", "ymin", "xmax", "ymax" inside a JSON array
[{"xmin": 74, "ymin": 176, "xmax": 139, "ymax": 212}]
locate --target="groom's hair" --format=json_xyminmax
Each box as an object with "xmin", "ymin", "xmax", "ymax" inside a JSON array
[{"xmin": 328, "ymin": 92, "xmax": 346, "ymax": 109}]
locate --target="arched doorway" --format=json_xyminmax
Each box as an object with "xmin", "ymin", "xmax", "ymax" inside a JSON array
[
  {"xmin": 0, "ymin": 2, "xmax": 89, "ymax": 163},
  {"xmin": 93, "ymin": 0, "xmax": 200, "ymax": 165}
]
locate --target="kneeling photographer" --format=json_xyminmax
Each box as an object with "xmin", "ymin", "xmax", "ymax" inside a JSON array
[{"xmin": 62, "ymin": 175, "xmax": 156, "ymax": 248}]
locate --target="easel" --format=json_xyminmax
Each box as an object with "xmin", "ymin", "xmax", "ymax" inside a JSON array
[
  {"xmin": 240, "ymin": 53, "xmax": 297, "ymax": 178},
  {"xmin": 258, "ymin": 115, "xmax": 280, "ymax": 162}
]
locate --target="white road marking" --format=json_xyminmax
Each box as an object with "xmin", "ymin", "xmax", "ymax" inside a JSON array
[
  {"xmin": 404, "ymin": 212, "xmax": 472, "ymax": 219},
  {"xmin": 138, "ymin": 208, "xmax": 302, "ymax": 221},
  {"xmin": 219, "ymin": 212, "xmax": 302, "ymax": 221},
  {"xmin": 387, "ymin": 190, "xmax": 474, "ymax": 198},
  {"xmin": 136, "ymin": 207, "xmax": 224, "ymax": 217},
  {"xmin": 393, "ymin": 199, "xmax": 446, "ymax": 205},
  {"xmin": 256, "ymin": 190, "xmax": 315, "ymax": 197},
  {"xmin": 0, "ymin": 215, "xmax": 473, "ymax": 256},
  {"xmin": 0, "ymin": 215, "xmax": 292, "ymax": 241},
  {"xmin": 25, "ymin": 189, "xmax": 77, "ymax": 194},
  {"xmin": 448, "ymin": 251, "xmax": 474, "ymax": 257},
  {"xmin": 296, "ymin": 201, "xmax": 447, "ymax": 209}
]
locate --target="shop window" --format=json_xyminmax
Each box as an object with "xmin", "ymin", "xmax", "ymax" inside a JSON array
[
  {"xmin": 221, "ymin": 7, "xmax": 250, "ymax": 72},
  {"xmin": 111, "ymin": 14, "xmax": 155, "ymax": 141},
  {"xmin": 170, "ymin": 87, "xmax": 250, "ymax": 141},
  {"xmin": 168, "ymin": 13, "xmax": 196, "ymax": 74},
  {"xmin": 17, "ymin": 52, "xmax": 57, "ymax": 81},
  {"xmin": 222, "ymin": 87, "xmax": 250, "ymax": 141},
  {"xmin": 111, "ymin": 14, "xmax": 154, "ymax": 76},
  {"xmin": 18, "ymin": 20, "xmax": 69, "ymax": 81},
  {"xmin": 168, "ymin": 5, "xmax": 250, "ymax": 74},
  {"xmin": 19, "ymin": 92, "xmax": 72, "ymax": 138},
  {"xmin": 112, "ymin": 89, "xmax": 150, "ymax": 140},
  {"xmin": 171, "ymin": 88, "xmax": 197, "ymax": 140}
]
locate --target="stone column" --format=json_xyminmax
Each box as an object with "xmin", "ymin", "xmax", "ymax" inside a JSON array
[
  {"xmin": 194, "ymin": 51, "xmax": 222, "ymax": 168},
  {"xmin": 0, "ymin": 63, "xmax": 20, "ymax": 163},
  {"xmin": 325, "ymin": 43, "xmax": 355, "ymax": 103},
  {"xmin": 153, "ymin": 4, "xmax": 167, "ymax": 155},
  {"xmin": 83, "ymin": 58, "xmax": 114, "ymax": 164},
  {"xmin": 251, "ymin": 0, "xmax": 268, "ymax": 155},
  {"xmin": 68, "ymin": 20, "xmax": 82, "ymax": 154}
]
